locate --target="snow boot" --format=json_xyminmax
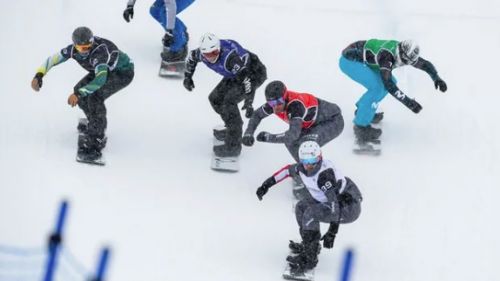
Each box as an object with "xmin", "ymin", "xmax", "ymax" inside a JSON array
[
  {"xmin": 289, "ymin": 240, "xmax": 305, "ymax": 255},
  {"xmin": 78, "ymin": 134, "xmax": 107, "ymax": 160},
  {"xmin": 213, "ymin": 127, "xmax": 227, "ymax": 142},
  {"xmin": 353, "ymin": 125, "xmax": 382, "ymax": 143},
  {"xmin": 287, "ymin": 230, "xmax": 321, "ymax": 273},
  {"xmin": 161, "ymin": 45, "xmax": 188, "ymax": 63},
  {"xmin": 213, "ymin": 143, "xmax": 241, "ymax": 157}
]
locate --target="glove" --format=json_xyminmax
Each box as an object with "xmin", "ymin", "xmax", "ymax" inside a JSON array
[
  {"xmin": 434, "ymin": 78, "xmax": 447, "ymax": 92},
  {"xmin": 338, "ymin": 192, "xmax": 355, "ymax": 206},
  {"xmin": 123, "ymin": 5, "xmax": 134, "ymax": 22},
  {"xmin": 242, "ymin": 134, "xmax": 255, "ymax": 146},
  {"xmin": 48, "ymin": 233, "xmax": 62, "ymax": 249},
  {"xmin": 321, "ymin": 232, "xmax": 336, "ymax": 249},
  {"xmin": 256, "ymin": 131, "xmax": 270, "ymax": 142},
  {"xmin": 321, "ymin": 222, "xmax": 339, "ymax": 249},
  {"xmin": 31, "ymin": 72, "xmax": 44, "ymax": 91},
  {"xmin": 402, "ymin": 98, "xmax": 422, "ymax": 114},
  {"xmin": 256, "ymin": 177, "xmax": 276, "ymax": 200},
  {"xmin": 183, "ymin": 76, "xmax": 195, "ymax": 91},
  {"xmin": 162, "ymin": 30, "xmax": 174, "ymax": 47},
  {"xmin": 256, "ymin": 185, "xmax": 269, "ymax": 201},
  {"xmin": 241, "ymin": 100, "xmax": 254, "ymax": 118},
  {"xmin": 242, "ymin": 77, "xmax": 252, "ymax": 94}
]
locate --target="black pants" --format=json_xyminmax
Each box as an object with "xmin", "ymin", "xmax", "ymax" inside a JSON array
[
  {"xmin": 75, "ymin": 67, "xmax": 134, "ymax": 140},
  {"xmin": 295, "ymin": 178, "xmax": 362, "ymax": 232},
  {"xmin": 208, "ymin": 54, "xmax": 267, "ymax": 147}
]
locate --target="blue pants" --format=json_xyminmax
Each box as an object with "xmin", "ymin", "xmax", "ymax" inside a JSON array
[
  {"xmin": 339, "ymin": 56, "xmax": 396, "ymax": 126},
  {"xmin": 149, "ymin": 0, "xmax": 195, "ymax": 52}
]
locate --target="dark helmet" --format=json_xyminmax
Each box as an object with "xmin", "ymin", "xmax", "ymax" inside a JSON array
[
  {"xmin": 72, "ymin": 26, "xmax": 94, "ymax": 45},
  {"xmin": 264, "ymin": 80, "xmax": 286, "ymax": 101}
]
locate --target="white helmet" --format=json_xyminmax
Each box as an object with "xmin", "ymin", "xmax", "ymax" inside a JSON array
[
  {"xmin": 199, "ymin": 33, "xmax": 220, "ymax": 54},
  {"xmin": 399, "ymin": 40, "xmax": 420, "ymax": 64},
  {"xmin": 298, "ymin": 141, "xmax": 322, "ymax": 164}
]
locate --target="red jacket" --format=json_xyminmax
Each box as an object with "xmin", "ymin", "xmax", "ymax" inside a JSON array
[{"xmin": 275, "ymin": 90, "xmax": 319, "ymax": 129}]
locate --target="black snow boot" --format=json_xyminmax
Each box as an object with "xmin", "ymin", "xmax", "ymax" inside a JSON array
[
  {"xmin": 213, "ymin": 127, "xmax": 227, "ymax": 142},
  {"xmin": 213, "ymin": 143, "xmax": 241, "ymax": 157},
  {"xmin": 78, "ymin": 134, "xmax": 107, "ymax": 161},
  {"xmin": 78, "ymin": 147, "xmax": 102, "ymax": 162},
  {"xmin": 353, "ymin": 125, "xmax": 382, "ymax": 143},
  {"xmin": 287, "ymin": 230, "xmax": 321, "ymax": 273},
  {"xmin": 289, "ymin": 240, "xmax": 305, "ymax": 255},
  {"xmin": 161, "ymin": 45, "xmax": 188, "ymax": 63},
  {"xmin": 79, "ymin": 134, "xmax": 107, "ymax": 151},
  {"xmin": 94, "ymin": 136, "xmax": 107, "ymax": 151}
]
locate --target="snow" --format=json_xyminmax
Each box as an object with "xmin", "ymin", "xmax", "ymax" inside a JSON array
[{"xmin": 1, "ymin": 0, "xmax": 499, "ymax": 280}]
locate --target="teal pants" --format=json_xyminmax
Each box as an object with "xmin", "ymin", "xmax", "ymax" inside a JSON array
[{"xmin": 339, "ymin": 56, "xmax": 396, "ymax": 126}]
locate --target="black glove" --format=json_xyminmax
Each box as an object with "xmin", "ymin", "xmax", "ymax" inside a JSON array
[
  {"xmin": 47, "ymin": 233, "xmax": 62, "ymax": 249},
  {"xmin": 434, "ymin": 78, "xmax": 447, "ymax": 92},
  {"xmin": 402, "ymin": 98, "xmax": 422, "ymax": 114},
  {"xmin": 321, "ymin": 223, "xmax": 339, "ymax": 249},
  {"xmin": 321, "ymin": 232, "xmax": 336, "ymax": 248},
  {"xmin": 183, "ymin": 76, "xmax": 195, "ymax": 91},
  {"xmin": 256, "ymin": 185, "xmax": 269, "ymax": 201},
  {"xmin": 162, "ymin": 29, "xmax": 174, "ymax": 47},
  {"xmin": 256, "ymin": 177, "xmax": 276, "ymax": 200},
  {"xmin": 241, "ymin": 100, "xmax": 254, "ymax": 118},
  {"xmin": 242, "ymin": 134, "xmax": 255, "ymax": 146},
  {"xmin": 123, "ymin": 5, "xmax": 134, "ymax": 22},
  {"xmin": 338, "ymin": 192, "xmax": 355, "ymax": 206},
  {"xmin": 256, "ymin": 131, "xmax": 270, "ymax": 142}
]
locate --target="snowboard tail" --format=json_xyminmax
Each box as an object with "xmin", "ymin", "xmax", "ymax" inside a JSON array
[
  {"xmin": 283, "ymin": 263, "xmax": 315, "ymax": 281},
  {"xmin": 159, "ymin": 61, "xmax": 185, "ymax": 78},
  {"xmin": 352, "ymin": 140, "xmax": 381, "ymax": 156},
  {"xmin": 76, "ymin": 149, "xmax": 105, "ymax": 166},
  {"xmin": 211, "ymin": 155, "xmax": 239, "ymax": 172}
]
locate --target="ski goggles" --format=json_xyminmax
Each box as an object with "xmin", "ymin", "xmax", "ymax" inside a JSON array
[
  {"xmin": 300, "ymin": 157, "xmax": 320, "ymax": 165},
  {"xmin": 267, "ymin": 97, "xmax": 285, "ymax": 107},
  {"xmin": 75, "ymin": 43, "xmax": 93, "ymax": 53},
  {"xmin": 202, "ymin": 49, "xmax": 220, "ymax": 61}
]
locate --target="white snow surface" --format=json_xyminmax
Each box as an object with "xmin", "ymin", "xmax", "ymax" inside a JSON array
[{"xmin": 1, "ymin": 0, "xmax": 499, "ymax": 281}]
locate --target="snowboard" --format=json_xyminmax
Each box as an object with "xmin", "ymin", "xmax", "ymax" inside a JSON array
[
  {"xmin": 76, "ymin": 118, "xmax": 105, "ymax": 166},
  {"xmin": 352, "ymin": 139, "xmax": 381, "ymax": 156},
  {"xmin": 158, "ymin": 60, "xmax": 185, "ymax": 78},
  {"xmin": 283, "ymin": 262, "xmax": 315, "ymax": 281},
  {"xmin": 210, "ymin": 126, "xmax": 239, "ymax": 172}
]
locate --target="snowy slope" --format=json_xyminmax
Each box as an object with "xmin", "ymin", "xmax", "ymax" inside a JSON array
[{"xmin": 1, "ymin": 0, "xmax": 499, "ymax": 280}]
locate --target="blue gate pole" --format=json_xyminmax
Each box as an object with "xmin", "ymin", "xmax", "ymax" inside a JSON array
[
  {"xmin": 42, "ymin": 200, "xmax": 69, "ymax": 281},
  {"xmin": 93, "ymin": 247, "xmax": 111, "ymax": 281},
  {"xmin": 339, "ymin": 248, "xmax": 354, "ymax": 281}
]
